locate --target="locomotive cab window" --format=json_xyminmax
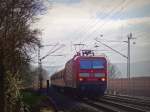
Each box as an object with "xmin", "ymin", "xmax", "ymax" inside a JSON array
[
  {"xmin": 80, "ymin": 59, "xmax": 105, "ymax": 69},
  {"xmin": 92, "ymin": 60, "xmax": 105, "ymax": 69},
  {"xmin": 80, "ymin": 60, "xmax": 92, "ymax": 69}
]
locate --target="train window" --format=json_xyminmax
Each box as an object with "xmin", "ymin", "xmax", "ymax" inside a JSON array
[
  {"xmin": 92, "ymin": 60, "xmax": 105, "ymax": 69},
  {"xmin": 95, "ymin": 73, "xmax": 105, "ymax": 77},
  {"xmin": 80, "ymin": 59, "xmax": 105, "ymax": 69},
  {"xmin": 80, "ymin": 60, "xmax": 92, "ymax": 69},
  {"xmin": 79, "ymin": 73, "xmax": 90, "ymax": 77}
]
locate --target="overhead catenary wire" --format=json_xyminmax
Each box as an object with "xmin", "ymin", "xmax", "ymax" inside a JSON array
[
  {"xmin": 65, "ymin": 2, "xmax": 112, "ymax": 42},
  {"xmin": 59, "ymin": 0, "xmax": 128, "ymax": 51},
  {"xmin": 40, "ymin": 44, "xmax": 65, "ymax": 60},
  {"xmin": 73, "ymin": 1, "xmax": 129, "ymax": 53},
  {"xmin": 71, "ymin": 0, "xmax": 126, "ymax": 53},
  {"xmin": 84, "ymin": 2, "xmax": 135, "ymax": 42},
  {"xmin": 50, "ymin": 0, "xmax": 129, "ymax": 55},
  {"xmin": 80, "ymin": 0, "xmax": 129, "ymax": 45},
  {"xmin": 39, "ymin": 0, "xmax": 131, "ymax": 64},
  {"xmin": 95, "ymin": 38, "xmax": 128, "ymax": 59},
  {"xmin": 74, "ymin": 0, "xmax": 128, "ymax": 44}
]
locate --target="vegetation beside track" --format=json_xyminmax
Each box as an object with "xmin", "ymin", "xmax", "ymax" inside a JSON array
[{"xmin": 22, "ymin": 90, "xmax": 56, "ymax": 112}]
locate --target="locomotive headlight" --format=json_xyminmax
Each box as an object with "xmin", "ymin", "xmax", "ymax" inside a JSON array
[
  {"xmin": 79, "ymin": 77, "xmax": 84, "ymax": 81},
  {"xmin": 101, "ymin": 77, "xmax": 106, "ymax": 81}
]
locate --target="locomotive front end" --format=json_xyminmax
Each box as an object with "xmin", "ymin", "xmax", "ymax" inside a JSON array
[{"xmin": 77, "ymin": 56, "xmax": 107, "ymax": 96}]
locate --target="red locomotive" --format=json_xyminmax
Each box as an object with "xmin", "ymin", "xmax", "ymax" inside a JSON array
[{"xmin": 51, "ymin": 50, "xmax": 107, "ymax": 97}]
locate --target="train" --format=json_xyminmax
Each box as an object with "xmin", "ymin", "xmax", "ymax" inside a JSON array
[{"xmin": 51, "ymin": 50, "xmax": 108, "ymax": 97}]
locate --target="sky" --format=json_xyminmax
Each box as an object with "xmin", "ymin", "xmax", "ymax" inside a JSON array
[{"xmin": 33, "ymin": 0, "xmax": 150, "ymax": 76}]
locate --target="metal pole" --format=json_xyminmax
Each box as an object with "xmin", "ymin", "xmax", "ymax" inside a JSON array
[
  {"xmin": 47, "ymin": 80, "xmax": 49, "ymax": 94},
  {"xmin": 38, "ymin": 46, "xmax": 43, "ymax": 91},
  {"xmin": 37, "ymin": 44, "xmax": 65, "ymax": 91},
  {"xmin": 39, "ymin": 59, "xmax": 43, "ymax": 90},
  {"xmin": 38, "ymin": 46, "xmax": 40, "ymax": 89},
  {"xmin": 127, "ymin": 33, "xmax": 132, "ymax": 80},
  {"xmin": 127, "ymin": 33, "xmax": 132, "ymax": 95}
]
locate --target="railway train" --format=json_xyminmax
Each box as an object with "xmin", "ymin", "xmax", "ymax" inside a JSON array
[{"xmin": 51, "ymin": 50, "xmax": 108, "ymax": 97}]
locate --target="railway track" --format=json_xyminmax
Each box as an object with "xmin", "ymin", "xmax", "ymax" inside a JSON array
[
  {"xmin": 47, "ymin": 87, "xmax": 150, "ymax": 112},
  {"xmin": 103, "ymin": 95, "xmax": 150, "ymax": 108},
  {"xmin": 81, "ymin": 95, "xmax": 150, "ymax": 112},
  {"xmin": 105, "ymin": 94, "xmax": 150, "ymax": 103}
]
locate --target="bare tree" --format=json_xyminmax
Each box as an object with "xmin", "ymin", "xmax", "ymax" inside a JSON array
[{"xmin": 0, "ymin": 0, "xmax": 46, "ymax": 112}]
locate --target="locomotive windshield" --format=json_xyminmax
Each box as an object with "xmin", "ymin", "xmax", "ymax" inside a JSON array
[{"xmin": 80, "ymin": 59, "xmax": 105, "ymax": 69}]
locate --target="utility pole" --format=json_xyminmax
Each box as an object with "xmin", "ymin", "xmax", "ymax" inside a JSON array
[
  {"xmin": 37, "ymin": 43, "xmax": 65, "ymax": 91},
  {"xmin": 95, "ymin": 33, "xmax": 135, "ymax": 95},
  {"xmin": 95, "ymin": 33, "xmax": 135, "ymax": 79},
  {"xmin": 38, "ymin": 45, "xmax": 43, "ymax": 91},
  {"xmin": 127, "ymin": 34, "xmax": 131, "ymax": 80},
  {"xmin": 125, "ymin": 33, "xmax": 135, "ymax": 79}
]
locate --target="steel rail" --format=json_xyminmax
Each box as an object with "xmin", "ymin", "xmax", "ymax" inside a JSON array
[
  {"xmin": 106, "ymin": 94, "xmax": 150, "ymax": 102},
  {"xmin": 82, "ymin": 98, "xmax": 147, "ymax": 112},
  {"xmin": 83, "ymin": 100, "xmax": 122, "ymax": 112},
  {"xmin": 104, "ymin": 95, "xmax": 150, "ymax": 107},
  {"xmin": 101, "ymin": 96, "xmax": 150, "ymax": 111},
  {"xmin": 97, "ymin": 98, "xmax": 147, "ymax": 112}
]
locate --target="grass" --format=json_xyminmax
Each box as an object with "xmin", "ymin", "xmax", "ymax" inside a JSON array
[
  {"xmin": 22, "ymin": 91, "xmax": 46, "ymax": 107},
  {"xmin": 21, "ymin": 90, "xmax": 55, "ymax": 112},
  {"xmin": 40, "ymin": 107, "xmax": 55, "ymax": 112}
]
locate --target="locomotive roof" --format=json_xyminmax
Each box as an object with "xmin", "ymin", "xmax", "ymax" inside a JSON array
[{"xmin": 73, "ymin": 55, "xmax": 107, "ymax": 60}]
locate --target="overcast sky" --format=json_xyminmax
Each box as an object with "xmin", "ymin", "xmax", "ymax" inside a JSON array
[{"xmin": 33, "ymin": 0, "xmax": 150, "ymax": 75}]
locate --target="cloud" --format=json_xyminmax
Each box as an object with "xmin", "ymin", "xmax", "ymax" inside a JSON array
[
  {"xmin": 37, "ymin": 2, "xmax": 150, "ymax": 45},
  {"xmin": 49, "ymin": 0, "xmax": 81, "ymax": 5},
  {"xmin": 32, "ymin": 0, "xmax": 150, "ymax": 75}
]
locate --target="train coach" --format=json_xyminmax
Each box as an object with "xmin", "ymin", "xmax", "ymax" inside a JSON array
[{"xmin": 51, "ymin": 50, "xmax": 108, "ymax": 97}]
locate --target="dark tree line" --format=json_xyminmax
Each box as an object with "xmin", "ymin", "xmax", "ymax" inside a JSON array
[{"xmin": 0, "ymin": 0, "xmax": 46, "ymax": 112}]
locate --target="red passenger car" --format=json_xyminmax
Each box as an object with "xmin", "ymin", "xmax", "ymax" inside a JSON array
[{"xmin": 51, "ymin": 50, "xmax": 107, "ymax": 97}]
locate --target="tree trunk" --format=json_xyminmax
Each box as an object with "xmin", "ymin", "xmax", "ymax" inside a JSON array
[{"xmin": 0, "ymin": 51, "xmax": 5, "ymax": 112}]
